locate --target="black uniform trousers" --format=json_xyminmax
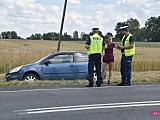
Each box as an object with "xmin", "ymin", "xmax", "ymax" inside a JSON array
[
  {"xmin": 88, "ymin": 53, "xmax": 103, "ymax": 86},
  {"xmin": 120, "ymin": 54, "xmax": 133, "ymax": 85}
]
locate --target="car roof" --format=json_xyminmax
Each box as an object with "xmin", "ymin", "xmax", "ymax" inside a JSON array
[{"xmin": 52, "ymin": 51, "xmax": 87, "ymax": 54}]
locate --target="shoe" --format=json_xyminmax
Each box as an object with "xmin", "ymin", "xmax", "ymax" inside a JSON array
[
  {"xmin": 86, "ymin": 84, "xmax": 93, "ymax": 87},
  {"xmin": 117, "ymin": 83, "xmax": 126, "ymax": 86},
  {"xmin": 125, "ymin": 83, "xmax": 131, "ymax": 86},
  {"xmin": 107, "ymin": 80, "xmax": 110, "ymax": 84},
  {"xmin": 97, "ymin": 84, "xmax": 101, "ymax": 87}
]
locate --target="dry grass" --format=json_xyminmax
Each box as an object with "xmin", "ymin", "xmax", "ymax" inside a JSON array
[
  {"xmin": 0, "ymin": 71, "xmax": 160, "ymax": 87},
  {"xmin": 0, "ymin": 39, "xmax": 160, "ymax": 73},
  {"xmin": 113, "ymin": 47, "xmax": 160, "ymax": 71}
]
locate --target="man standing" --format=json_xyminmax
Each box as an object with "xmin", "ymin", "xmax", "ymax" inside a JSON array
[
  {"xmin": 117, "ymin": 26, "xmax": 135, "ymax": 86},
  {"xmin": 85, "ymin": 28, "xmax": 105, "ymax": 87}
]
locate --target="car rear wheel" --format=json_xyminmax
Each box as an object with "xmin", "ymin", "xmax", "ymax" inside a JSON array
[{"xmin": 23, "ymin": 74, "xmax": 38, "ymax": 81}]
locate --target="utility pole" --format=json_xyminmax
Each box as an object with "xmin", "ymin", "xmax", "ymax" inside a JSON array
[{"xmin": 57, "ymin": 0, "xmax": 68, "ymax": 51}]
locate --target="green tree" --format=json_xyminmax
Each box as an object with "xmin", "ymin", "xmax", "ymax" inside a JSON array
[
  {"xmin": 73, "ymin": 30, "xmax": 79, "ymax": 40},
  {"xmin": 114, "ymin": 22, "xmax": 128, "ymax": 41},
  {"xmin": 10, "ymin": 31, "xmax": 18, "ymax": 39},
  {"xmin": 42, "ymin": 33, "xmax": 47, "ymax": 40},
  {"xmin": 41, "ymin": 32, "xmax": 59, "ymax": 40},
  {"xmin": 52, "ymin": 32, "xmax": 59, "ymax": 40},
  {"xmin": 42, "ymin": 32, "xmax": 52, "ymax": 40},
  {"xmin": 137, "ymin": 27, "xmax": 147, "ymax": 41},
  {"xmin": 80, "ymin": 32, "xmax": 85, "ymax": 40},
  {"xmin": 46, "ymin": 32, "xmax": 53, "ymax": 40},
  {"xmin": 63, "ymin": 32, "xmax": 72, "ymax": 41},
  {"xmin": 127, "ymin": 18, "xmax": 140, "ymax": 40},
  {"xmin": 1, "ymin": 31, "xmax": 20, "ymax": 39},
  {"xmin": 35, "ymin": 33, "xmax": 42, "ymax": 40},
  {"xmin": 145, "ymin": 16, "xmax": 160, "ymax": 42},
  {"xmin": 31, "ymin": 34, "xmax": 35, "ymax": 40},
  {"xmin": 114, "ymin": 18, "xmax": 140, "ymax": 41},
  {"xmin": 1, "ymin": 32, "xmax": 7, "ymax": 39},
  {"xmin": 6, "ymin": 31, "xmax": 11, "ymax": 39},
  {"xmin": 82, "ymin": 33, "xmax": 89, "ymax": 41}
]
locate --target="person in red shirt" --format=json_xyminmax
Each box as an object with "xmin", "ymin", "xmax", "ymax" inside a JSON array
[{"xmin": 101, "ymin": 34, "xmax": 119, "ymax": 84}]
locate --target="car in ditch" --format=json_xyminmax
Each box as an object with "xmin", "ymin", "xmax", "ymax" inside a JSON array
[{"xmin": 5, "ymin": 51, "xmax": 103, "ymax": 81}]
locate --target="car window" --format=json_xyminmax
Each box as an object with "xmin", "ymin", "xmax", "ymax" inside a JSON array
[
  {"xmin": 49, "ymin": 54, "xmax": 73, "ymax": 64},
  {"xmin": 75, "ymin": 53, "xmax": 88, "ymax": 62}
]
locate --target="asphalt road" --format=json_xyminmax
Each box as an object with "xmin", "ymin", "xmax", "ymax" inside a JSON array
[{"xmin": 0, "ymin": 85, "xmax": 160, "ymax": 120}]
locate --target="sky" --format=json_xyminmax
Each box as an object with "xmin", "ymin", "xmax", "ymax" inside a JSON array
[{"xmin": 0, "ymin": 0, "xmax": 160, "ymax": 38}]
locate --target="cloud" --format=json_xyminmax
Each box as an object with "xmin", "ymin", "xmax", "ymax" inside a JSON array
[
  {"xmin": 78, "ymin": 0, "xmax": 160, "ymax": 33},
  {"xmin": 69, "ymin": 0, "xmax": 81, "ymax": 5},
  {"xmin": 0, "ymin": 0, "xmax": 61, "ymax": 37},
  {"xmin": 115, "ymin": 0, "xmax": 160, "ymax": 26},
  {"xmin": 0, "ymin": 0, "xmax": 160, "ymax": 38}
]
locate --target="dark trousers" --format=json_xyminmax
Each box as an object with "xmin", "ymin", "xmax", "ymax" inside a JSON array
[
  {"xmin": 88, "ymin": 53, "xmax": 103, "ymax": 86},
  {"xmin": 121, "ymin": 54, "xmax": 133, "ymax": 85}
]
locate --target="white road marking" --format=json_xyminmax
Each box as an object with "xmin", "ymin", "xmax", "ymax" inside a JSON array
[
  {"xmin": 0, "ymin": 84, "xmax": 155, "ymax": 93},
  {"xmin": 14, "ymin": 101, "xmax": 160, "ymax": 114}
]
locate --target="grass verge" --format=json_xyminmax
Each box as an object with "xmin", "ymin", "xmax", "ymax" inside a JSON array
[{"xmin": 0, "ymin": 71, "xmax": 160, "ymax": 87}]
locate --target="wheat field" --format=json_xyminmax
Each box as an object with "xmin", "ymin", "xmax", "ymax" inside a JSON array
[{"xmin": 0, "ymin": 39, "xmax": 160, "ymax": 73}]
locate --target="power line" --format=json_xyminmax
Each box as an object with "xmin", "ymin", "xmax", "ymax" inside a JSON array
[{"xmin": 92, "ymin": 0, "xmax": 160, "ymax": 12}]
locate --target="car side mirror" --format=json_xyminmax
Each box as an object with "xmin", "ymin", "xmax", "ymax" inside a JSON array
[{"xmin": 44, "ymin": 59, "xmax": 51, "ymax": 65}]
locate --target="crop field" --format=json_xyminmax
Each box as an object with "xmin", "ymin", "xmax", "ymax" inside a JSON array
[
  {"xmin": 0, "ymin": 39, "xmax": 160, "ymax": 73},
  {"xmin": 0, "ymin": 39, "xmax": 160, "ymax": 85}
]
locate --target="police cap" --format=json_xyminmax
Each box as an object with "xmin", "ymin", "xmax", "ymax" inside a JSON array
[
  {"xmin": 120, "ymin": 26, "xmax": 129, "ymax": 31},
  {"xmin": 92, "ymin": 28, "xmax": 99, "ymax": 31}
]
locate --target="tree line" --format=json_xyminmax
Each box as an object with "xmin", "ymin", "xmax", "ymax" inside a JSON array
[
  {"xmin": 0, "ymin": 31, "xmax": 22, "ymax": 39},
  {"xmin": 114, "ymin": 16, "xmax": 160, "ymax": 42},
  {"xmin": 0, "ymin": 16, "xmax": 160, "ymax": 42}
]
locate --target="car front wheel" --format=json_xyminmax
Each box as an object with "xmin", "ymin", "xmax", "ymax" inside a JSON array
[{"xmin": 23, "ymin": 74, "xmax": 39, "ymax": 81}]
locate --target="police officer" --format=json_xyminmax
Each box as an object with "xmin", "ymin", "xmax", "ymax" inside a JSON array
[
  {"xmin": 117, "ymin": 26, "xmax": 135, "ymax": 86},
  {"xmin": 85, "ymin": 28, "xmax": 105, "ymax": 87}
]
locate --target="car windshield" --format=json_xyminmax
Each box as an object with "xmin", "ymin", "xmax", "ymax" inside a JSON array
[{"xmin": 35, "ymin": 53, "xmax": 52, "ymax": 64}]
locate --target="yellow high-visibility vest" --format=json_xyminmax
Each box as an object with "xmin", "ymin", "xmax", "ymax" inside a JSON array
[
  {"xmin": 88, "ymin": 34, "xmax": 103, "ymax": 55},
  {"xmin": 122, "ymin": 33, "xmax": 135, "ymax": 56}
]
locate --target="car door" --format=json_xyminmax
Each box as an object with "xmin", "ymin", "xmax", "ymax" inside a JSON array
[
  {"xmin": 42, "ymin": 53, "xmax": 77, "ymax": 80},
  {"xmin": 74, "ymin": 52, "xmax": 88, "ymax": 79}
]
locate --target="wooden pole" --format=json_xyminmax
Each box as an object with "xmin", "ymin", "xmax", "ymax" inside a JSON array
[{"xmin": 57, "ymin": 0, "xmax": 68, "ymax": 51}]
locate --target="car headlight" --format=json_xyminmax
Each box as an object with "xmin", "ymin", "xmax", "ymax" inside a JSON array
[{"xmin": 9, "ymin": 66, "xmax": 23, "ymax": 74}]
